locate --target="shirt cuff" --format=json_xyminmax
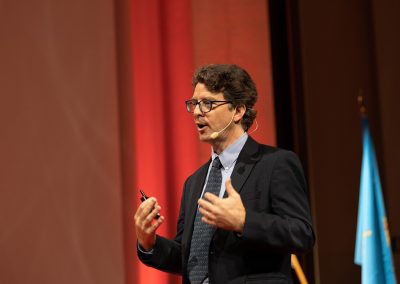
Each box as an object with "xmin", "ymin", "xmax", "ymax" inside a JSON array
[
  {"xmin": 137, "ymin": 243, "xmax": 154, "ymax": 254},
  {"xmin": 234, "ymin": 232, "xmax": 243, "ymax": 238}
]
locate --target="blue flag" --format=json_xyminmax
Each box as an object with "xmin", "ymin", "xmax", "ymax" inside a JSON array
[{"xmin": 354, "ymin": 117, "xmax": 397, "ymax": 284}]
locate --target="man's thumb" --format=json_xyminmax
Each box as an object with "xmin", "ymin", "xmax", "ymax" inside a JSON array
[{"xmin": 225, "ymin": 179, "xmax": 237, "ymax": 196}]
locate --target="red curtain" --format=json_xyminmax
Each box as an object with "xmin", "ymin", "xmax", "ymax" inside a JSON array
[
  {"xmin": 191, "ymin": 0, "xmax": 276, "ymax": 147},
  {"xmin": 129, "ymin": 0, "xmax": 198, "ymax": 283},
  {"xmin": 126, "ymin": 0, "xmax": 275, "ymax": 283}
]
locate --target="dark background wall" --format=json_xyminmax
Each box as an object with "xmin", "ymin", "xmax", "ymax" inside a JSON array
[{"xmin": 295, "ymin": 0, "xmax": 400, "ymax": 282}]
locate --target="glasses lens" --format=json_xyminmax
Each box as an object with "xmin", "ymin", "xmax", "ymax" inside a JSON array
[
  {"xmin": 200, "ymin": 100, "xmax": 212, "ymax": 113},
  {"xmin": 186, "ymin": 100, "xmax": 196, "ymax": 112}
]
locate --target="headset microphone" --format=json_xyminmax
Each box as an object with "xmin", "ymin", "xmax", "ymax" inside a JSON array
[{"xmin": 210, "ymin": 111, "xmax": 236, "ymax": 139}]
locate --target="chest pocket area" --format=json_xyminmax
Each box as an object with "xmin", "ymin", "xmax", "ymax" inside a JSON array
[{"xmin": 240, "ymin": 190, "xmax": 261, "ymax": 201}]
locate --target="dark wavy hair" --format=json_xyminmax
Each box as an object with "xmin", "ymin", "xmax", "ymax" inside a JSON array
[{"xmin": 192, "ymin": 64, "xmax": 257, "ymax": 131}]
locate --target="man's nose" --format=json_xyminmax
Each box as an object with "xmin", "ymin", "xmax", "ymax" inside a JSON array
[{"xmin": 192, "ymin": 103, "xmax": 203, "ymax": 116}]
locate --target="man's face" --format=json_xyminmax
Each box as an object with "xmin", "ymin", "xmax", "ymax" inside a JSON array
[{"xmin": 191, "ymin": 83, "xmax": 235, "ymax": 144}]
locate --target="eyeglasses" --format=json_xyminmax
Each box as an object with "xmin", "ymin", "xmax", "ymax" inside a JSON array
[{"xmin": 185, "ymin": 99, "xmax": 232, "ymax": 113}]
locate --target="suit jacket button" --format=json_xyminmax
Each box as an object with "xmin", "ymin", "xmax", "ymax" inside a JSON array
[{"xmin": 210, "ymin": 249, "xmax": 214, "ymax": 255}]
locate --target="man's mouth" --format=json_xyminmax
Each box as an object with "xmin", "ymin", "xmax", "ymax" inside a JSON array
[{"xmin": 196, "ymin": 122, "xmax": 208, "ymax": 131}]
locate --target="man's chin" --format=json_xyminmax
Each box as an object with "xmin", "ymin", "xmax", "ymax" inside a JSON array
[{"xmin": 198, "ymin": 132, "xmax": 213, "ymax": 143}]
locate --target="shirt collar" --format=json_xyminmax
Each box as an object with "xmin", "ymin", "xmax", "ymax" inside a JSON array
[{"xmin": 211, "ymin": 132, "xmax": 248, "ymax": 170}]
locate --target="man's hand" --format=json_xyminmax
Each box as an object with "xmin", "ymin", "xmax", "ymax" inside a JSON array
[
  {"xmin": 198, "ymin": 179, "xmax": 246, "ymax": 233},
  {"xmin": 134, "ymin": 197, "xmax": 164, "ymax": 251}
]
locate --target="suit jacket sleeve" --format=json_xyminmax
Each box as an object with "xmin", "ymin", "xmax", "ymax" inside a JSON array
[{"xmin": 241, "ymin": 150, "xmax": 315, "ymax": 253}]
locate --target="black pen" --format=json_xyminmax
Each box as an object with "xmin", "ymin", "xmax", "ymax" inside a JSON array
[{"xmin": 139, "ymin": 189, "xmax": 161, "ymax": 219}]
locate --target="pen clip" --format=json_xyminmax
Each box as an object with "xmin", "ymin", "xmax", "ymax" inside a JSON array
[{"xmin": 139, "ymin": 189, "xmax": 147, "ymax": 199}]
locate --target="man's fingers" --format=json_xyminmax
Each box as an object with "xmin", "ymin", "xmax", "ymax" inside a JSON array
[
  {"xmin": 134, "ymin": 197, "xmax": 164, "ymax": 251},
  {"xmin": 137, "ymin": 198, "xmax": 157, "ymax": 218},
  {"xmin": 201, "ymin": 216, "xmax": 216, "ymax": 227},
  {"xmin": 203, "ymin": 192, "xmax": 219, "ymax": 203},
  {"xmin": 142, "ymin": 197, "xmax": 157, "ymax": 211},
  {"xmin": 146, "ymin": 216, "xmax": 165, "ymax": 234},
  {"xmin": 198, "ymin": 197, "xmax": 217, "ymax": 214},
  {"xmin": 199, "ymin": 206, "xmax": 216, "ymax": 221},
  {"xmin": 144, "ymin": 205, "xmax": 162, "ymax": 223},
  {"xmin": 135, "ymin": 197, "xmax": 162, "ymax": 231},
  {"xmin": 137, "ymin": 197, "xmax": 155, "ymax": 214}
]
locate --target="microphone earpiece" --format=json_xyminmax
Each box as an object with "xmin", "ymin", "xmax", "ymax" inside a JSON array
[{"xmin": 210, "ymin": 132, "xmax": 219, "ymax": 139}]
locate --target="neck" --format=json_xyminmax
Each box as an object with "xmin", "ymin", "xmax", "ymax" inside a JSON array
[{"xmin": 211, "ymin": 126, "xmax": 245, "ymax": 154}]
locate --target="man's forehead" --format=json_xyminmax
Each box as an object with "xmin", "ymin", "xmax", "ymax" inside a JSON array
[{"xmin": 192, "ymin": 90, "xmax": 224, "ymax": 100}]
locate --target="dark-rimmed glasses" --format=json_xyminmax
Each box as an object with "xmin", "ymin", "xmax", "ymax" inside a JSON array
[{"xmin": 185, "ymin": 99, "xmax": 232, "ymax": 113}]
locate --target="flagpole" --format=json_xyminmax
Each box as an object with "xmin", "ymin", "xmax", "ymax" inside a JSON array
[
  {"xmin": 291, "ymin": 254, "xmax": 308, "ymax": 284},
  {"xmin": 354, "ymin": 94, "xmax": 397, "ymax": 283},
  {"xmin": 357, "ymin": 93, "xmax": 366, "ymax": 117}
]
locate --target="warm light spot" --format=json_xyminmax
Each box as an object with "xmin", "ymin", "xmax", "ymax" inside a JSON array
[
  {"xmin": 363, "ymin": 230, "xmax": 372, "ymax": 238},
  {"xmin": 383, "ymin": 217, "xmax": 391, "ymax": 246}
]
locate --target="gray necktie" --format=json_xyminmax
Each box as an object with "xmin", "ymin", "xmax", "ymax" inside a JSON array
[{"xmin": 188, "ymin": 157, "xmax": 222, "ymax": 284}]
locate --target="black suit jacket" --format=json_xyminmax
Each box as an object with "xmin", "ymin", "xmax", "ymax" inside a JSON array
[{"xmin": 138, "ymin": 136, "xmax": 315, "ymax": 283}]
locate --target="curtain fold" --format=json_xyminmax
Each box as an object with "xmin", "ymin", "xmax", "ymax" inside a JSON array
[{"xmin": 130, "ymin": 0, "xmax": 197, "ymax": 283}]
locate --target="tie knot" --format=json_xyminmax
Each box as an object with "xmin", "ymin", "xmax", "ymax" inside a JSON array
[{"xmin": 212, "ymin": 157, "xmax": 222, "ymax": 169}]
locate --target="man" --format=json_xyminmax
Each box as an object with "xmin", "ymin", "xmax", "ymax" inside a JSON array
[{"xmin": 135, "ymin": 64, "xmax": 315, "ymax": 283}]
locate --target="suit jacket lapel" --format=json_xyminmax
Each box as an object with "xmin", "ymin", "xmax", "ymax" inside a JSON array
[
  {"xmin": 185, "ymin": 160, "xmax": 210, "ymax": 233},
  {"xmin": 225, "ymin": 136, "xmax": 261, "ymax": 197},
  {"xmin": 215, "ymin": 136, "xmax": 261, "ymax": 249}
]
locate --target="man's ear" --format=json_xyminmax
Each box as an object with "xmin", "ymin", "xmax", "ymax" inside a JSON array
[{"xmin": 234, "ymin": 105, "xmax": 246, "ymax": 123}]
